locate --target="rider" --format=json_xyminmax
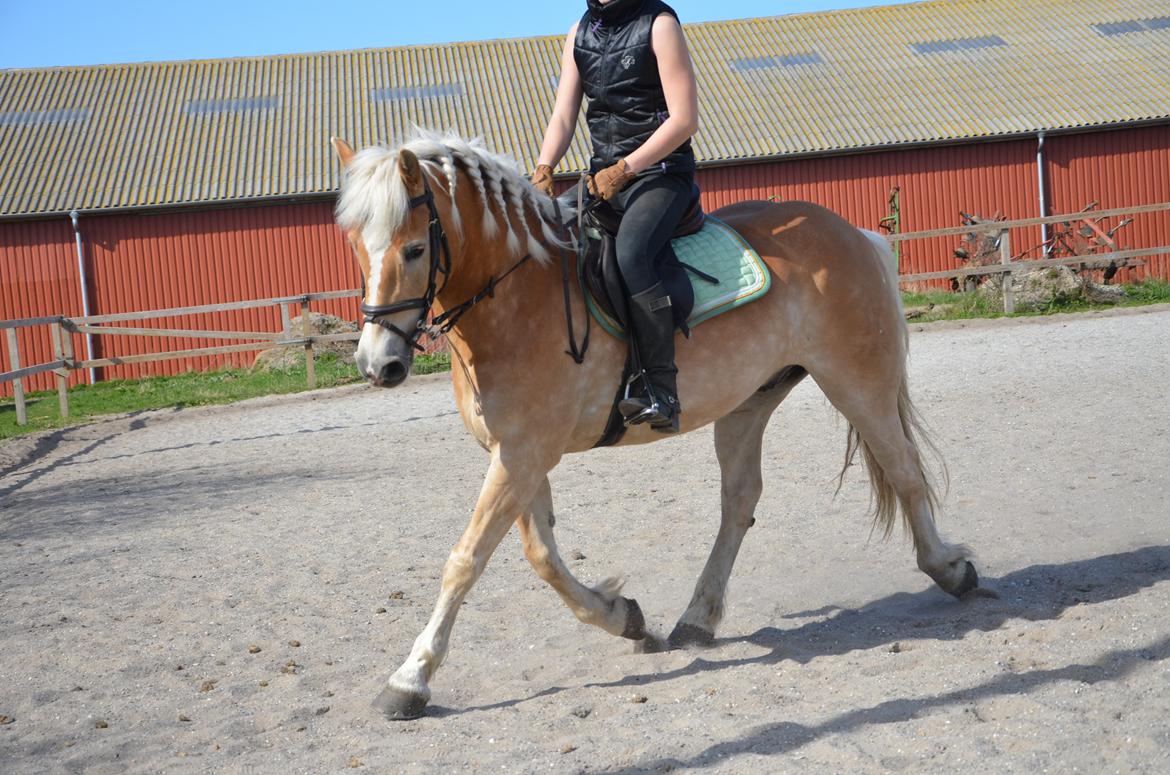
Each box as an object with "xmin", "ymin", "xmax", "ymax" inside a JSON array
[{"xmin": 531, "ymin": 0, "xmax": 699, "ymax": 434}]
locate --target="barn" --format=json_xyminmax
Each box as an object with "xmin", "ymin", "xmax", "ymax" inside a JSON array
[{"xmin": 2, "ymin": 0, "xmax": 1169, "ymax": 393}]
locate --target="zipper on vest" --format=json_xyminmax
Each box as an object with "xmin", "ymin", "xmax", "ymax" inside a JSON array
[{"xmin": 601, "ymin": 17, "xmax": 615, "ymax": 164}]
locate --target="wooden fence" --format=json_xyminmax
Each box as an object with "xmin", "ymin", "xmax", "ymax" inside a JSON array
[
  {"xmin": 1, "ymin": 290, "xmax": 361, "ymax": 426},
  {"xmin": 889, "ymin": 201, "xmax": 1170, "ymax": 313}
]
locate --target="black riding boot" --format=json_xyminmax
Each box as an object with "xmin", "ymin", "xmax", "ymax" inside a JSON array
[{"xmin": 618, "ymin": 283, "xmax": 681, "ymax": 433}]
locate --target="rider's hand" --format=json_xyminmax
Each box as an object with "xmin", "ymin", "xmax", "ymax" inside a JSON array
[
  {"xmin": 530, "ymin": 164, "xmax": 555, "ymax": 197},
  {"xmin": 587, "ymin": 159, "xmax": 635, "ymax": 201}
]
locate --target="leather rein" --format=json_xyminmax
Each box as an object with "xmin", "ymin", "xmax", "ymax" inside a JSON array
[{"xmin": 359, "ymin": 175, "xmax": 590, "ymax": 364}]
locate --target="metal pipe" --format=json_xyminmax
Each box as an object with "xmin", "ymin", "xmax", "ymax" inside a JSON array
[
  {"xmin": 1036, "ymin": 132, "xmax": 1049, "ymax": 254},
  {"xmin": 68, "ymin": 210, "xmax": 97, "ymax": 384}
]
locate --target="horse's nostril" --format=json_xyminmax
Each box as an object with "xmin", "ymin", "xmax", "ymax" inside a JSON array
[{"xmin": 379, "ymin": 359, "xmax": 410, "ymax": 387}]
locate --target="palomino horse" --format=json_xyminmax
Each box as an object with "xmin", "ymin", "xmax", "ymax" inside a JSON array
[{"xmin": 331, "ymin": 130, "xmax": 980, "ymax": 720}]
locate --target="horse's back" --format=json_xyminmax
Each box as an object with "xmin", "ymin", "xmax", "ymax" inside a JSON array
[
  {"xmin": 710, "ymin": 198, "xmax": 906, "ymax": 366},
  {"xmin": 712, "ymin": 199, "xmax": 891, "ymax": 290}
]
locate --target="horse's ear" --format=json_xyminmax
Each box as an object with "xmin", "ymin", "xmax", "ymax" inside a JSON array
[
  {"xmin": 397, "ymin": 149, "xmax": 425, "ymax": 197},
  {"xmin": 331, "ymin": 136, "xmax": 355, "ymax": 167}
]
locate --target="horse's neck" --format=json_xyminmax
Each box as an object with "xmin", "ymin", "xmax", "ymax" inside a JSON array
[{"xmin": 434, "ymin": 195, "xmax": 562, "ymax": 354}]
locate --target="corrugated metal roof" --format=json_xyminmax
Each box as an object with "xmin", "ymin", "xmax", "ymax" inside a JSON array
[{"xmin": 2, "ymin": 0, "xmax": 1169, "ymax": 218}]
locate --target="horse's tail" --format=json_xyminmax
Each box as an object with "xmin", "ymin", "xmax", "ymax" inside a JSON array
[{"xmin": 839, "ymin": 231, "xmax": 947, "ymax": 539}]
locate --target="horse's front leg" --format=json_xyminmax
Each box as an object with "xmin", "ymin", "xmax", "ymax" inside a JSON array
[
  {"xmin": 517, "ymin": 477, "xmax": 645, "ymax": 639},
  {"xmin": 372, "ymin": 453, "xmax": 547, "ymax": 720}
]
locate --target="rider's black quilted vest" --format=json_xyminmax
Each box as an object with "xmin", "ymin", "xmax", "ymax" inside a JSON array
[{"xmin": 574, "ymin": 0, "xmax": 695, "ymax": 175}]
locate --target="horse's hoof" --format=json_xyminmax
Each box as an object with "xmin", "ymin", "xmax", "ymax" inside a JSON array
[
  {"xmin": 372, "ymin": 686, "xmax": 428, "ymax": 720},
  {"xmin": 620, "ymin": 597, "xmax": 646, "ymax": 640},
  {"xmin": 667, "ymin": 622, "xmax": 715, "ymax": 649},
  {"xmin": 949, "ymin": 561, "xmax": 979, "ymax": 598}
]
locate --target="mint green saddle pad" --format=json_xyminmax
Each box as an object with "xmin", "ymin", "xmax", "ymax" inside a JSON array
[{"xmin": 580, "ymin": 215, "xmax": 772, "ymax": 340}]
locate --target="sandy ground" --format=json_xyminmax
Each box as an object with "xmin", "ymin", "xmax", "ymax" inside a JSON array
[{"xmin": 2, "ymin": 305, "xmax": 1169, "ymax": 774}]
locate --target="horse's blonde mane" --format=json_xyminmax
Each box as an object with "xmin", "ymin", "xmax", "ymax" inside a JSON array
[{"xmin": 335, "ymin": 129, "xmax": 562, "ymax": 263}]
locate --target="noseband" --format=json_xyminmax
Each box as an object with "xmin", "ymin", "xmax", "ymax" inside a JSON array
[{"xmin": 359, "ymin": 179, "xmax": 452, "ymax": 352}]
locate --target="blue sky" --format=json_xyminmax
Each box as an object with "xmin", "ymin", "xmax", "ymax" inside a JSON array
[{"xmin": 0, "ymin": 0, "xmax": 918, "ymax": 69}]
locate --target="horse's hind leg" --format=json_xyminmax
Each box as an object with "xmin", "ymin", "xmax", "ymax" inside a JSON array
[
  {"xmin": 812, "ymin": 366, "xmax": 978, "ymax": 598},
  {"xmin": 669, "ymin": 368, "xmax": 807, "ymax": 648},
  {"xmin": 516, "ymin": 477, "xmax": 645, "ymax": 639}
]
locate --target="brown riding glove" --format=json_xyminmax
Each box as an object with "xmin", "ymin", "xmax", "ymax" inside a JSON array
[
  {"xmin": 587, "ymin": 158, "xmax": 636, "ymax": 201},
  {"xmin": 530, "ymin": 163, "xmax": 555, "ymax": 197}
]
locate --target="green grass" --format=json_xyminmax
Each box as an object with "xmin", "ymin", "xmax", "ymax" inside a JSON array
[
  {"xmin": 1124, "ymin": 277, "xmax": 1170, "ymax": 303},
  {"xmin": 0, "ymin": 351, "xmax": 449, "ymax": 440},
  {"xmin": 412, "ymin": 351, "xmax": 451, "ymax": 375},
  {"xmin": 901, "ymin": 278, "xmax": 1170, "ymax": 323}
]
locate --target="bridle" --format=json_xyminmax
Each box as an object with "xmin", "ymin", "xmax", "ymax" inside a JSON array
[
  {"xmin": 358, "ymin": 172, "xmax": 589, "ymax": 363},
  {"xmin": 359, "ymin": 178, "xmax": 452, "ymax": 352}
]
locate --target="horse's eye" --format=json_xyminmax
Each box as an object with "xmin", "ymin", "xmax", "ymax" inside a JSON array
[{"xmin": 404, "ymin": 244, "xmax": 426, "ymax": 262}]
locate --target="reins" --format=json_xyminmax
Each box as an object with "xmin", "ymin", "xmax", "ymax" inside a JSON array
[
  {"xmin": 553, "ymin": 187, "xmax": 591, "ymax": 364},
  {"xmin": 359, "ymin": 175, "xmax": 591, "ymax": 364}
]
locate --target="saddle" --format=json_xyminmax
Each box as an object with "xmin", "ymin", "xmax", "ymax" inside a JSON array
[
  {"xmin": 558, "ymin": 182, "xmax": 713, "ymax": 336},
  {"xmin": 551, "ymin": 182, "xmax": 771, "ymax": 447}
]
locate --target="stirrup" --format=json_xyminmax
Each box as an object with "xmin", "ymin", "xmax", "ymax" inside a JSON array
[
  {"xmin": 623, "ymin": 401, "xmax": 679, "ymax": 433},
  {"xmin": 619, "ymin": 374, "xmax": 679, "ymax": 433}
]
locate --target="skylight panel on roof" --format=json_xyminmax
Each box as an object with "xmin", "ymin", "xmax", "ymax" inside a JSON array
[
  {"xmin": 371, "ymin": 84, "xmax": 464, "ymax": 102},
  {"xmin": 0, "ymin": 107, "xmax": 90, "ymax": 127},
  {"xmin": 729, "ymin": 52, "xmax": 823, "ymax": 73},
  {"xmin": 186, "ymin": 96, "xmax": 279, "ymax": 115},
  {"xmin": 1094, "ymin": 16, "xmax": 1170, "ymax": 36},
  {"xmin": 910, "ymin": 35, "xmax": 1007, "ymax": 55}
]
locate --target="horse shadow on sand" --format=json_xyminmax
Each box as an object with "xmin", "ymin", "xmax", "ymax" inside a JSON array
[{"xmin": 430, "ymin": 544, "xmax": 1170, "ymax": 770}]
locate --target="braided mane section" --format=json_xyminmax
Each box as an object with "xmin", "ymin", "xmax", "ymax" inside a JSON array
[{"xmin": 336, "ymin": 129, "xmax": 563, "ymax": 263}]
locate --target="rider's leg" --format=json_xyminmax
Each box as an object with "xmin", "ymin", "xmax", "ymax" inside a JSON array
[{"xmin": 611, "ymin": 174, "xmax": 694, "ymax": 432}]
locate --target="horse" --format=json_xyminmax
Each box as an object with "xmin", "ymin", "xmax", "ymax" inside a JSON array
[{"xmin": 329, "ymin": 130, "xmax": 980, "ymax": 720}]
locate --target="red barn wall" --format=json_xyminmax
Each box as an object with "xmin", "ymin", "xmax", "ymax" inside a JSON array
[
  {"xmin": 2, "ymin": 200, "xmax": 357, "ymax": 394},
  {"xmin": 1045, "ymin": 124, "xmax": 1170, "ymax": 281},
  {"xmin": 697, "ymin": 138, "xmax": 1045, "ymax": 281},
  {"xmin": 4, "ymin": 124, "xmax": 1170, "ymax": 398},
  {"xmin": 2, "ymin": 220, "xmax": 86, "ymax": 396},
  {"xmin": 695, "ymin": 125, "xmax": 1170, "ymax": 284}
]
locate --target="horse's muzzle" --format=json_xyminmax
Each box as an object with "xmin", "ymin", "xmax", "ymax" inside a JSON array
[{"xmin": 369, "ymin": 356, "xmax": 411, "ymax": 388}]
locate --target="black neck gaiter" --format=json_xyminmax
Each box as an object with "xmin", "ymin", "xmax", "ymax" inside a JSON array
[{"xmin": 585, "ymin": 0, "xmax": 645, "ymax": 24}]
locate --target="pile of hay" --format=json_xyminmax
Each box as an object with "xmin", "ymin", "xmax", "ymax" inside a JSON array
[
  {"xmin": 978, "ymin": 265, "xmax": 1126, "ymax": 311},
  {"xmin": 252, "ymin": 312, "xmax": 358, "ymax": 371}
]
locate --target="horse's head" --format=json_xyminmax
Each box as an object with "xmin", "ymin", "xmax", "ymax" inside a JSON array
[
  {"xmin": 333, "ymin": 137, "xmax": 446, "ymax": 388},
  {"xmin": 333, "ymin": 131, "xmax": 565, "ymax": 388}
]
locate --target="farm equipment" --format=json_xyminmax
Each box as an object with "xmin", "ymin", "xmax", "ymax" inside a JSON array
[{"xmin": 951, "ymin": 202, "xmax": 1141, "ymax": 291}]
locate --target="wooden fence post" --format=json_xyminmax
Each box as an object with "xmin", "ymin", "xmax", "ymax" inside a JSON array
[
  {"xmin": 999, "ymin": 229, "xmax": 1015, "ymax": 314},
  {"xmin": 301, "ymin": 298, "xmax": 315, "ymax": 389},
  {"xmin": 50, "ymin": 321, "xmax": 70, "ymax": 419},
  {"xmin": 6, "ymin": 328, "xmax": 28, "ymax": 425},
  {"xmin": 61, "ymin": 319, "xmax": 77, "ymax": 372}
]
